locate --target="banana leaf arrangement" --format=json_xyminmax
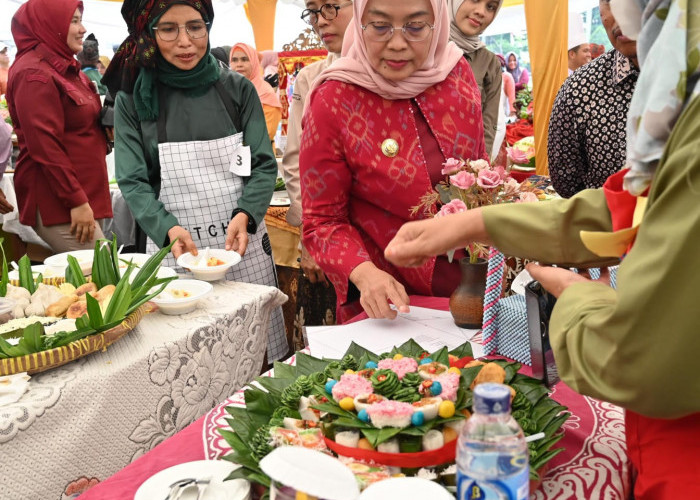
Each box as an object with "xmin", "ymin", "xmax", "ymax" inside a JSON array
[
  {"xmin": 0, "ymin": 236, "xmax": 177, "ymax": 358},
  {"xmin": 220, "ymin": 340, "xmax": 570, "ymax": 491}
]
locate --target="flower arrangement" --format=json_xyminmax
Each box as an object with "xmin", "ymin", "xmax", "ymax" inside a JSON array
[
  {"xmin": 412, "ymin": 158, "xmax": 545, "ymax": 263},
  {"xmin": 507, "ymin": 136, "xmax": 536, "ymax": 171}
]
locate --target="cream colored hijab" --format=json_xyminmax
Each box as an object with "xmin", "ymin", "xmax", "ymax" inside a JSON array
[
  {"xmin": 307, "ymin": 0, "xmax": 464, "ymax": 102},
  {"xmin": 447, "ymin": 0, "xmax": 503, "ymax": 54}
]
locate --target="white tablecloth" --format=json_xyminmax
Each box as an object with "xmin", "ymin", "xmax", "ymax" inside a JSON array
[
  {"xmin": 0, "ymin": 173, "xmax": 136, "ymax": 248},
  {"xmin": 0, "ymin": 280, "xmax": 287, "ymax": 500}
]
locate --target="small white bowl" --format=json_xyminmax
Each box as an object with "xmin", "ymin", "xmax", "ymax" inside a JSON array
[
  {"xmin": 44, "ymin": 250, "xmax": 94, "ymax": 275},
  {"xmin": 176, "ymin": 249, "xmax": 242, "ymax": 281},
  {"xmin": 150, "ymin": 279, "xmax": 213, "ymax": 315}
]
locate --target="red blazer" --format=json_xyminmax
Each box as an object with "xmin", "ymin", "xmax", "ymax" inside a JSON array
[
  {"xmin": 300, "ymin": 59, "xmax": 485, "ymax": 319},
  {"xmin": 7, "ymin": 44, "xmax": 112, "ymax": 226}
]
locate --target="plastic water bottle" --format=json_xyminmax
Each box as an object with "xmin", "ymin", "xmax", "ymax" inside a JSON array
[{"xmin": 456, "ymin": 383, "xmax": 529, "ymax": 500}]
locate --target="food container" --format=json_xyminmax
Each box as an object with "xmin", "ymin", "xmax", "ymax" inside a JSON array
[
  {"xmin": 150, "ymin": 279, "xmax": 212, "ymax": 315},
  {"xmin": 176, "ymin": 249, "xmax": 242, "ymax": 281},
  {"xmin": 260, "ymin": 447, "xmax": 359, "ymax": 500}
]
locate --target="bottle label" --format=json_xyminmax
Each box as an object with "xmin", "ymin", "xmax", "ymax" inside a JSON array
[{"xmin": 457, "ymin": 466, "xmax": 529, "ymax": 500}]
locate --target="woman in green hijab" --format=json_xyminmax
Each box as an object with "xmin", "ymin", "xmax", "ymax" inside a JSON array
[{"xmin": 104, "ymin": 0, "xmax": 288, "ymax": 362}]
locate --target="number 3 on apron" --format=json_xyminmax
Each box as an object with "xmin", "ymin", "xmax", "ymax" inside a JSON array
[{"xmin": 145, "ymin": 84, "xmax": 288, "ymax": 362}]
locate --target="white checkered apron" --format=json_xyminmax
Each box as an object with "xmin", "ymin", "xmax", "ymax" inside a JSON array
[{"xmin": 146, "ymin": 134, "xmax": 288, "ymax": 361}]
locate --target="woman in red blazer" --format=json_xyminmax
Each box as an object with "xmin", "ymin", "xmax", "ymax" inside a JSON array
[
  {"xmin": 299, "ymin": 0, "xmax": 486, "ymax": 322},
  {"xmin": 8, "ymin": 0, "xmax": 112, "ymax": 252}
]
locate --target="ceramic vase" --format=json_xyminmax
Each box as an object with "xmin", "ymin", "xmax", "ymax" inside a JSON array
[{"xmin": 449, "ymin": 257, "xmax": 488, "ymax": 329}]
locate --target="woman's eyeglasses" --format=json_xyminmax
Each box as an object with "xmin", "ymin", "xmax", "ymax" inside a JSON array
[
  {"xmin": 300, "ymin": 2, "xmax": 352, "ymax": 25},
  {"xmin": 153, "ymin": 20, "xmax": 210, "ymax": 42},
  {"xmin": 361, "ymin": 21, "xmax": 434, "ymax": 43}
]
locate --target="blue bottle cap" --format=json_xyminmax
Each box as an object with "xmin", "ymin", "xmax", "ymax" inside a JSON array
[{"xmin": 473, "ymin": 383, "xmax": 511, "ymax": 414}]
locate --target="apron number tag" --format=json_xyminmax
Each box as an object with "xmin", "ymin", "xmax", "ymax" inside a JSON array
[{"xmin": 230, "ymin": 145, "xmax": 251, "ymax": 176}]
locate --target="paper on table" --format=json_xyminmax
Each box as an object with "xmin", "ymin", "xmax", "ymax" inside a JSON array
[{"xmin": 307, "ymin": 306, "xmax": 484, "ymax": 360}]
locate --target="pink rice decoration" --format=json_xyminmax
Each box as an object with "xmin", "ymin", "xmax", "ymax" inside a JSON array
[
  {"xmin": 435, "ymin": 372, "xmax": 461, "ymax": 402},
  {"xmin": 377, "ymin": 358, "xmax": 419, "ymax": 380},
  {"xmin": 366, "ymin": 400, "xmax": 415, "ymax": 428},
  {"xmin": 331, "ymin": 373, "xmax": 374, "ymax": 401}
]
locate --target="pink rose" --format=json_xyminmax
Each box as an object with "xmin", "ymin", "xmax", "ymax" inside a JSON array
[
  {"xmin": 438, "ymin": 199, "xmax": 468, "ymax": 217},
  {"xmin": 518, "ymin": 192, "xmax": 539, "ymax": 203},
  {"xmin": 502, "ymin": 178, "xmax": 520, "ymax": 197},
  {"xmin": 450, "ymin": 171, "xmax": 476, "ymax": 190},
  {"xmin": 469, "ymin": 159, "xmax": 490, "ymax": 173},
  {"xmin": 507, "ymin": 147, "xmax": 530, "ymax": 165},
  {"xmin": 441, "ymin": 158, "xmax": 464, "ymax": 175},
  {"xmin": 476, "ymin": 169, "xmax": 503, "ymax": 189},
  {"xmin": 493, "ymin": 165, "xmax": 507, "ymax": 181}
]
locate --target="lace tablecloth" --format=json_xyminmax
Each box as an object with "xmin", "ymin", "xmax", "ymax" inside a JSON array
[{"xmin": 0, "ymin": 280, "xmax": 287, "ymax": 500}]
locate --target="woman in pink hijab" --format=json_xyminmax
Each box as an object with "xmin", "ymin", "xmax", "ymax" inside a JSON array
[
  {"xmin": 299, "ymin": 0, "xmax": 486, "ymax": 322},
  {"xmin": 230, "ymin": 43, "xmax": 281, "ymax": 141}
]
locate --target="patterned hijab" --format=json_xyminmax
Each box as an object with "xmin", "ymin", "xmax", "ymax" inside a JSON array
[
  {"xmin": 102, "ymin": 0, "xmax": 215, "ymax": 97},
  {"xmin": 622, "ymin": 0, "xmax": 700, "ymax": 195},
  {"xmin": 11, "ymin": 0, "xmax": 83, "ymax": 69},
  {"xmin": 447, "ymin": 0, "xmax": 503, "ymax": 54},
  {"xmin": 308, "ymin": 0, "xmax": 463, "ymax": 102}
]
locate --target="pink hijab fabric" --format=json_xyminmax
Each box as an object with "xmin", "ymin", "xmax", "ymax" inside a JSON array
[
  {"xmin": 230, "ymin": 43, "xmax": 281, "ymax": 109},
  {"xmin": 309, "ymin": 0, "xmax": 463, "ymax": 102}
]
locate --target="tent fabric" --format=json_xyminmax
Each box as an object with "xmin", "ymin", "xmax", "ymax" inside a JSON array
[{"xmin": 525, "ymin": 0, "xmax": 568, "ymax": 176}]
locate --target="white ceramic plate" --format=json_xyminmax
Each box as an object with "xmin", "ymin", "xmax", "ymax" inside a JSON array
[
  {"xmin": 510, "ymin": 268, "xmax": 533, "ymax": 295},
  {"xmin": 44, "ymin": 250, "xmax": 94, "ymax": 275},
  {"xmin": 270, "ymin": 190, "xmax": 290, "ymax": 207},
  {"xmin": 269, "ymin": 197, "xmax": 290, "ymax": 206},
  {"xmin": 150, "ymin": 279, "xmax": 212, "ymax": 315},
  {"xmin": 134, "ymin": 460, "xmax": 250, "ymax": 500},
  {"xmin": 8, "ymin": 264, "xmax": 63, "ymax": 281}
]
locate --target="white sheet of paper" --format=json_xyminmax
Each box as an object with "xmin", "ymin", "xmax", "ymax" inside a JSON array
[
  {"xmin": 307, "ymin": 306, "xmax": 484, "ymax": 360},
  {"xmin": 229, "ymin": 145, "xmax": 251, "ymax": 176}
]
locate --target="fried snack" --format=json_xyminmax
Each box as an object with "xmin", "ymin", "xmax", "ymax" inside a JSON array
[
  {"xmin": 470, "ymin": 363, "xmax": 507, "ymax": 390},
  {"xmin": 507, "ymin": 385, "xmax": 517, "ymax": 402},
  {"xmin": 66, "ymin": 301, "xmax": 88, "ymax": 319},
  {"xmin": 76, "ymin": 283, "xmax": 98, "ymax": 297},
  {"xmin": 45, "ymin": 295, "xmax": 79, "ymax": 318},
  {"xmin": 93, "ymin": 285, "xmax": 116, "ymax": 303}
]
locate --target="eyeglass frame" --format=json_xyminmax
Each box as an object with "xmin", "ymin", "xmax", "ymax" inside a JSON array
[
  {"xmin": 300, "ymin": 1, "xmax": 353, "ymax": 26},
  {"xmin": 361, "ymin": 21, "xmax": 435, "ymax": 43},
  {"xmin": 152, "ymin": 20, "xmax": 211, "ymax": 42}
]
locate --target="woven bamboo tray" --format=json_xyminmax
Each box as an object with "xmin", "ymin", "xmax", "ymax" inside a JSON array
[{"xmin": 0, "ymin": 303, "xmax": 154, "ymax": 376}]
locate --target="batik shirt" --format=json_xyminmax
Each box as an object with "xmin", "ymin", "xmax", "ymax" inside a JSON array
[{"xmin": 548, "ymin": 50, "xmax": 639, "ymax": 198}]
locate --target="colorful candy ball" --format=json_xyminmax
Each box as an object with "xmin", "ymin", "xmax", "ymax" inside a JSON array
[
  {"xmin": 411, "ymin": 411, "xmax": 425, "ymax": 426},
  {"xmin": 419, "ymin": 357, "xmax": 433, "ymax": 365},
  {"xmin": 438, "ymin": 400, "xmax": 456, "ymax": 419},
  {"xmin": 448, "ymin": 366, "xmax": 462, "ymax": 375},
  {"xmin": 393, "ymin": 353, "xmax": 404, "ymax": 360},
  {"xmin": 339, "ymin": 397, "xmax": 355, "ymax": 411},
  {"xmin": 358, "ymin": 409, "xmax": 370, "ymax": 422},
  {"xmin": 430, "ymin": 381, "xmax": 443, "ymax": 396},
  {"xmin": 365, "ymin": 361, "xmax": 379, "ymax": 369},
  {"xmin": 325, "ymin": 380, "xmax": 337, "ymax": 394}
]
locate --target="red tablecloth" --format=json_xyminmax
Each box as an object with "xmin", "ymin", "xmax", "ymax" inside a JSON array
[{"xmin": 79, "ymin": 297, "xmax": 631, "ymax": 499}]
